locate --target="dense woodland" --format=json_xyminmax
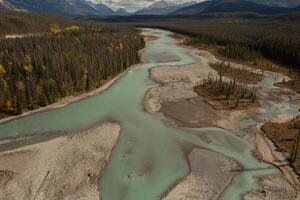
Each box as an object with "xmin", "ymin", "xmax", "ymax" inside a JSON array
[
  {"xmin": 0, "ymin": 15, "xmax": 144, "ymax": 115},
  {"xmin": 101, "ymin": 16, "xmax": 300, "ymax": 74}
]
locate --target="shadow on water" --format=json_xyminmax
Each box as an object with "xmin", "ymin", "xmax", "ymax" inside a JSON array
[{"xmin": 230, "ymin": 164, "xmax": 289, "ymax": 172}]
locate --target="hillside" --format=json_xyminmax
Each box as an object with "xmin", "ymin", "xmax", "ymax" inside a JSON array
[
  {"xmin": 0, "ymin": 0, "xmax": 115, "ymax": 16},
  {"xmin": 173, "ymin": 0, "xmax": 297, "ymax": 15},
  {"xmin": 0, "ymin": 11, "xmax": 75, "ymax": 36},
  {"xmin": 115, "ymin": 8, "xmax": 130, "ymax": 16},
  {"xmin": 248, "ymin": 0, "xmax": 300, "ymax": 8},
  {"xmin": 135, "ymin": 1, "xmax": 196, "ymax": 15}
]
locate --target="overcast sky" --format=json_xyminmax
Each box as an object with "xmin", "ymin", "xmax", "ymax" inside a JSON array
[{"xmin": 89, "ymin": 0, "xmax": 203, "ymax": 12}]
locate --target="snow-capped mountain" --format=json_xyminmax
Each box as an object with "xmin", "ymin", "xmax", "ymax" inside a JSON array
[
  {"xmin": 0, "ymin": 0, "xmax": 115, "ymax": 16},
  {"xmin": 1, "ymin": 0, "xmax": 299, "ymax": 16},
  {"xmin": 114, "ymin": 8, "xmax": 130, "ymax": 16},
  {"xmin": 135, "ymin": 0, "xmax": 197, "ymax": 15}
]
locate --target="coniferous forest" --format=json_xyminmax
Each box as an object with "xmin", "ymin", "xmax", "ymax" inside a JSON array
[
  {"xmin": 0, "ymin": 14, "xmax": 145, "ymax": 115},
  {"xmin": 0, "ymin": 12, "xmax": 75, "ymax": 36},
  {"xmin": 158, "ymin": 20, "xmax": 299, "ymax": 72},
  {"xmin": 97, "ymin": 15, "xmax": 300, "ymax": 74}
]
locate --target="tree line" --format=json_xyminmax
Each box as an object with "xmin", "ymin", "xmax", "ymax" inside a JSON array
[
  {"xmin": 0, "ymin": 25, "xmax": 144, "ymax": 115},
  {"xmin": 135, "ymin": 18, "xmax": 300, "ymax": 72}
]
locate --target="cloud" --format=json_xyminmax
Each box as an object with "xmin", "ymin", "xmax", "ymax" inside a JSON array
[{"xmin": 88, "ymin": 0, "xmax": 203, "ymax": 12}]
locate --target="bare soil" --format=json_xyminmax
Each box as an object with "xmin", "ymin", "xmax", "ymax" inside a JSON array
[
  {"xmin": 275, "ymin": 80, "xmax": 300, "ymax": 93},
  {"xmin": 0, "ymin": 122, "xmax": 121, "ymax": 200},
  {"xmin": 160, "ymin": 97, "xmax": 220, "ymax": 127},
  {"xmin": 261, "ymin": 116, "xmax": 300, "ymax": 175}
]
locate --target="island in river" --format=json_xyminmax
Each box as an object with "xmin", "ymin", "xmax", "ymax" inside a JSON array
[{"xmin": 0, "ymin": 29, "xmax": 299, "ymax": 200}]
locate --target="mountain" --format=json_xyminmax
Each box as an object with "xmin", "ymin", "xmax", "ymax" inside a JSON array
[
  {"xmin": 135, "ymin": 0, "xmax": 197, "ymax": 15},
  {"xmin": 93, "ymin": 2, "xmax": 115, "ymax": 15},
  {"xmin": 247, "ymin": 0, "xmax": 300, "ymax": 8},
  {"xmin": 0, "ymin": 0, "xmax": 115, "ymax": 16},
  {"xmin": 172, "ymin": 0, "xmax": 298, "ymax": 15},
  {"xmin": 172, "ymin": 1, "xmax": 213, "ymax": 15},
  {"xmin": 114, "ymin": 8, "xmax": 130, "ymax": 16},
  {"xmin": 0, "ymin": 0, "xmax": 16, "ymax": 10}
]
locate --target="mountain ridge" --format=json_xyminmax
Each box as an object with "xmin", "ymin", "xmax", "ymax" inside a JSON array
[
  {"xmin": 247, "ymin": 0, "xmax": 300, "ymax": 8},
  {"xmin": 135, "ymin": 1, "xmax": 197, "ymax": 15},
  {"xmin": 0, "ymin": 0, "xmax": 115, "ymax": 16},
  {"xmin": 115, "ymin": 8, "xmax": 130, "ymax": 16},
  {"xmin": 172, "ymin": 0, "xmax": 300, "ymax": 15},
  {"xmin": 1, "ymin": 0, "xmax": 299, "ymax": 16}
]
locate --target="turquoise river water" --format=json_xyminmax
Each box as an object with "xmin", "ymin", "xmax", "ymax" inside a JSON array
[{"xmin": 0, "ymin": 29, "xmax": 298, "ymax": 200}]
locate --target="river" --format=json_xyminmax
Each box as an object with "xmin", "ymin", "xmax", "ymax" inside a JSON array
[{"xmin": 0, "ymin": 29, "xmax": 298, "ymax": 200}]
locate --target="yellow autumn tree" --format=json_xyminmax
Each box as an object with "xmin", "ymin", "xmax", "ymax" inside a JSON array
[
  {"xmin": 5, "ymin": 100, "xmax": 12, "ymax": 111},
  {"xmin": 119, "ymin": 41, "xmax": 124, "ymax": 50},
  {"xmin": 49, "ymin": 24, "xmax": 61, "ymax": 33},
  {"xmin": 24, "ymin": 64, "xmax": 33, "ymax": 73},
  {"xmin": 65, "ymin": 26, "xmax": 81, "ymax": 31},
  {"xmin": 16, "ymin": 81, "xmax": 25, "ymax": 91},
  {"xmin": 83, "ymin": 66, "xmax": 88, "ymax": 80},
  {"xmin": 0, "ymin": 64, "xmax": 6, "ymax": 75},
  {"xmin": 23, "ymin": 55, "xmax": 33, "ymax": 73},
  {"xmin": 41, "ymin": 65, "xmax": 46, "ymax": 71},
  {"xmin": 25, "ymin": 54, "xmax": 31, "ymax": 63}
]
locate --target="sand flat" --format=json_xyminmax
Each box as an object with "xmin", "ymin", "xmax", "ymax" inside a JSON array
[
  {"xmin": 164, "ymin": 148, "xmax": 240, "ymax": 200},
  {"xmin": 0, "ymin": 122, "xmax": 120, "ymax": 200},
  {"xmin": 145, "ymin": 35, "xmax": 300, "ymax": 199}
]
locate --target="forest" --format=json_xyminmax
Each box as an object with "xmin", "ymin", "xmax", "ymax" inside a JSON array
[
  {"xmin": 142, "ymin": 19, "xmax": 300, "ymax": 72},
  {"xmin": 0, "ymin": 11, "xmax": 75, "ymax": 37},
  {"xmin": 92, "ymin": 15, "xmax": 300, "ymax": 77},
  {"xmin": 0, "ymin": 15, "xmax": 144, "ymax": 115}
]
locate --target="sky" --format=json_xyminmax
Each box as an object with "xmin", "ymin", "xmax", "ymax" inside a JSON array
[{"xmin": 89, "ymin": 0, "xmax": 203, "ymax": 12}]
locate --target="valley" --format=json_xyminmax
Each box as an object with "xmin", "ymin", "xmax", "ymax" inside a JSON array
[
  {"xmin": 0, "ymin": 1, "xmax": 300, "ymax": 200},
  {"xmin": 0, "ymin": 27, "xmax": 299, "ymax": 200}
]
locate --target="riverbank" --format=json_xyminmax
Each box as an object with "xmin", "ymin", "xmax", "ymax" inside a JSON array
[
  {"xmin": 0, "ymin": 27, "xmax": 298, "ymax": 200},
  {"xmin": 180, "ymin": 33, "xmax": 300, "ymax": 94},
  {"xmin": 259, "ymin": 116, "xmax": 300, "ymax": 179},
  {"xmin": 0, "ymin": 122, "xmax": 121, "ymax": 200},
  {"xmin": 0, "ymin": 42, "xmax": 148, "ymax": 125},
  {"xmin": 0, "ymin": 69, "xmax": 130, "ymax": 124},
  {"xmin": 144, "ymin": 32, "xmax": 300, "ymax": 199}
]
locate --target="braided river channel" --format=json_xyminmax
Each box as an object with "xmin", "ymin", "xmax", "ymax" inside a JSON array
[{"xmin": 0, "ymin": 29, "xmax": 298, "ymax": 200}]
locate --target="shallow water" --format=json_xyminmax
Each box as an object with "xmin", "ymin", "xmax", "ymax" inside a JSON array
[{"xmin": 0, "ymin": 29, "xmax": 298, "ymax": 200}]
